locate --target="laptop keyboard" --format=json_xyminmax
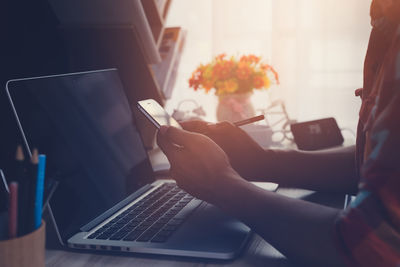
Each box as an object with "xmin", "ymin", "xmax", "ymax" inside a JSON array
[{"xmin": 86, "ymin": 183, "xmax": 202, "ymax": 243}]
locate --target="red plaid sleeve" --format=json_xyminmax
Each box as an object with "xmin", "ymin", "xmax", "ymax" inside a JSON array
[{"xmin": 334, "ymin": 27, "xmax": 400, "ymax": 267}]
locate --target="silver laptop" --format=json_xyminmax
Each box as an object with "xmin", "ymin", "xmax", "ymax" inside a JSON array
[{"xmin": 5, "ymin": 69, "xmax": 252, "ymax": 259}]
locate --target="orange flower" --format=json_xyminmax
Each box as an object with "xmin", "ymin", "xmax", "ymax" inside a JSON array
[
  {"xmin": 202, "ymin": 79, "xmax": 214, "ymax": 93},
  {"xmin": 240, "ymin": 55, "xmax": 249, "ymax": 62},
  {"xmin": 263, "ymin": 76, "xmax": 271, "ymax": 88},
  {"xmin": 236, "ymin": 62, "xmax": 252, "ymax": 80},
  {"xmin": 261, "ymin": 64, "xmax": 280, "ymax": 84},
  {"xmin": 216, "ymin": 79, "xmax": 238, "ymax": 94},
  {"xmin": 188, "ymin": 54, "xmax": 279, "ymax": 95},
  {"xmin": 216, "ymin": 53, "xmax": 226, "ymax": 61},
  {"xmin": 270, "ymin": 67, "xmax": 280, "ymax": 85},
  {"xmin": 253, "ymin": 75, "xmax": 264, "ymax": 89},
  {"xmin": 212, "ymin": 61, "xmax": 234, "ymax": 80}
]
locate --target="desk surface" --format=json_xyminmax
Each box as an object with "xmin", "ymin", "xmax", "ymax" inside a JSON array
[{"xmin": 45, "ymin": 188, "xmax": 345, "ymax": 267}]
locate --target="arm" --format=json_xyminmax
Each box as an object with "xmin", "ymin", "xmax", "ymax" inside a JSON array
[
  {"xmin": 182, "ymin": 121, "xmax": 358, "ymax": 194},
  {"xmin": 219, "ymin": 175, "xmax": 343, "ymax": 267},
  {"xmin": 261, "ymin": 145, "xmax": 358, "ymax": 194},
  {"xmin": 157, "ymin": 126, "xmax": 344, "ymax": 266}
]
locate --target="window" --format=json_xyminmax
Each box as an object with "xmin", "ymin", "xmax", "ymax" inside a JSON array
[{"xmin": 165, "ymin": 0, "xmax": 371, "ymax": 132}]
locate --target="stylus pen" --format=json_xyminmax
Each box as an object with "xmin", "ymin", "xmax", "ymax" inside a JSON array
[
  {"xmin": 202, "ymin": 115, "xmax": 265, "ymax": 135},
  {"xmin": 8, "ymin": 182, "xmax": 18, "ymax": 238},
  {"xmin": 233, "ymin": 115, "xmax": 265, "ymax": 127}
]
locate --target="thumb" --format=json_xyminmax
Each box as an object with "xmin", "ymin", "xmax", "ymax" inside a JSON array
[{"xmin": 160, "ymin": 126, "xmax": 196, "ymax": 147}]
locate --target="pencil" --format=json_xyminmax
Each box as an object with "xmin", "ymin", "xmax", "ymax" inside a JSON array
[
  {"xmin": 15, "ymin": 145, "xmax": 28, "ymax": 235},
  {"xmin": 8, "ymin": 182, "xmax": 18, "ymax": 238},
  {"xmin": 233, "ymin": 115, "xmax": 265, "ymax": 127},
  {"xmin": 29, "ymin": 149, "xmax": 39, "ymax": 232}
]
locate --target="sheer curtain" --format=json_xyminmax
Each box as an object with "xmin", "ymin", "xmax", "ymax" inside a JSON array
[{"xmin": 165, "ymin": 0, "xmax": 371, "ymax": 132}]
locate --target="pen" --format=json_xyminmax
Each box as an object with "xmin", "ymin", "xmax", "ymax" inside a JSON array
[
  {"xmin": 202, "ymin": 115, "xmax": 266, "ymax": 135},
  {"xmin": 34, "ymin": 154, "xmax": 46, "ymax": 229},
  {"xmin": 233, "ymin": 115, "xmax": 265, "ymax": 127},
  {"xmin": 8, "ymin": 182, "xmax": 18, "ymax": 239}
]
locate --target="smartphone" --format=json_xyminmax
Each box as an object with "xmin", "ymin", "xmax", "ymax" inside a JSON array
[{"xmin": 137, "ymin": 99, "xmax": 182, "ymax": 129}]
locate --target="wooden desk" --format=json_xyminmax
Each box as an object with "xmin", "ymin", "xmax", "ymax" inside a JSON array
[{"xmin": 45, "ymin": 188, "xmax": 345, "ymax": 267}]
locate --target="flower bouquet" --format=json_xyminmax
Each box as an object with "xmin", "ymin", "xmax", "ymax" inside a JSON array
[{"xmin": 189, "ymin": 54, "xmax": 279, "ymax": 121}]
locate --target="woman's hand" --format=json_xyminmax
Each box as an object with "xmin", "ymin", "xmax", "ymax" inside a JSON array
[
  {"xmin": 180, "ymin": 120, "xmax": 268, "ymax": 180},
  {"xmin": 156, "ymin": 126, "xmax": 245, "ymax": 204}
]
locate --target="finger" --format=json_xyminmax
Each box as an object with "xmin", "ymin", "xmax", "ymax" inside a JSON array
[
  {"xmin": 160, "ymin": 126, "xmax": 197, "ymax": 148},
  {"xmin": 181, "ymin": 120, "xmax": 209, "ymax": 133},
  {"xmin": 157, "ymin": 129, "xmax": 181, "ymax": 160}
]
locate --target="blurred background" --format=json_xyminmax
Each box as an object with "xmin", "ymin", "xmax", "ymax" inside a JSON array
[
  {"xmin": 164, "ymin": 0, "xmax": 371, "ymax": 131},
  {"xmin": 0, "ymin": 0, "xmax": 373, "ymax": 170}
]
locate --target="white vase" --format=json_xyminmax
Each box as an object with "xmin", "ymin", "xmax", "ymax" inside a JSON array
[{"xmin": 216, "ymin": 92, "xmax": 255, "ymax": 122}]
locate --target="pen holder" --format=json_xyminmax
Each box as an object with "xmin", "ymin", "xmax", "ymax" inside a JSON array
[{"xmin": 0, "ymin": 221, "xmax": 45, "ymax": 267}]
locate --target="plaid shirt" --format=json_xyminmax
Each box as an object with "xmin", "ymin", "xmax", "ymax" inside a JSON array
[{"xmin": 334, "ymin": 1, "xmax": 400, "ymax": 266}]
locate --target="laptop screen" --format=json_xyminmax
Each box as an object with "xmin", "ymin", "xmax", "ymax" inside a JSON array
[{"xmin": 6, "ymin": 69, "xmax": 155, "ymax": 241}]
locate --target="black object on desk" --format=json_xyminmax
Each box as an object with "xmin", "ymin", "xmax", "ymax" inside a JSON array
[{"xmin": 290, "ymin": 117, "xmax": 344, "ymax": 151}]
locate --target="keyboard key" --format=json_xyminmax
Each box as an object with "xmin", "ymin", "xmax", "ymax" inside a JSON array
[
  {"xmin": 92, "ymin": 184, "xmax": 200, "ymax": 243},
  {"xmin": 158, "ymin": 217, "xmax": 170, "ymax": 223},
  {"xmin": 151, "ymin": 235, "xmax": 168, "ymax": 243},
  {"xmin": 122, "ymin": 230, "xmax": 140, "ymax": 241},
  {"xmin": 136, "ymin": 234, "xmax": 153, "ymax": 242},
  {"xmin": 87, "ymin": 232, "xmax": 99, "ymax": 239},
  {"xmin": 157, "ymin": 230, "xmax": 173, "ymax": 237},
  {"xmin": 137, "ymin": 229, "xmax": 158, "ymax": 242},
  {"xmin": 109, "ymin": 231, "xmax": 128, "ymax": 240},
  {"xmin": 128, "ymin": 221, "xmax": 140, "ymax": 227},
  {"xmin": 151, "ymin": 222, "xmax": 164, "ymax": 230},
  {"xmin": 136, "ymin": 224, "xmax": 149, "ymax": 231},
  {"xmin": 141, "ymin": 221, "xmax": 152, "ymax": 226},
  {"xmin": 103, "ymin": 229, "xmax": 116, "ymax": 235},
  {"xmin": 97, "ymin": 232, "xmax": 112, "ymax": 240}
]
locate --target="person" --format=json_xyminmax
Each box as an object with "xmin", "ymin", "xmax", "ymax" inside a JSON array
[{"xmin": 157, "ymin": 0, "xmax": 400, "ymax": 266}]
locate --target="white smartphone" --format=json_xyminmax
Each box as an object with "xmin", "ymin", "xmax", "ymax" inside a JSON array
[{"xmin": 137, "ymin": 99, "xmax": 182, "ymax": 129}]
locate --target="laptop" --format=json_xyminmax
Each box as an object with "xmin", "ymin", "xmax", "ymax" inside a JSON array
[{"xmin": 5, "ymin": 69, "xmax": 253, "ymax": 259}]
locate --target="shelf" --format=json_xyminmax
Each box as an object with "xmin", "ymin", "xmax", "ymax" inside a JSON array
[
  {"xmin": 48, "ymin": 0, "xmax": 179, "ymax": 149},
  {"xmin": 49, "ymin": 0, "xmax": 161, "ymax": 64},
  {"xmin": 152, "ymin": 27, "xmax": 186, "ymax": 99},
  {"xmin": 140, "ymin": 0, "xmax": 172, "ymax": 48},
  {"xmin": 60, "ymin": 25, "xmax": 164, "ymax": 105}
]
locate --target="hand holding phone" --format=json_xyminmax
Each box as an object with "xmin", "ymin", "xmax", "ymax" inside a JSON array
[{"xmin": 137, "ymin": 99, "xmax": 182, "ymax": 129}]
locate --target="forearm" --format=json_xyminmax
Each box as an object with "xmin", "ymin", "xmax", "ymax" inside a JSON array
[
  {"xmin": 216, "ymin": 176, "xmax": 344, "ymax": 266},
  {"xmin": 257, "ymin": 145, "xmax": 358, "ymax": 194}
]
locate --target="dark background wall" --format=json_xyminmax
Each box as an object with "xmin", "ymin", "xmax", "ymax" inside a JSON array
[
  {"xmin": 1, "ymin": 0, "xmax": 163, "ymax": 177},
  {"xmin": 1, "ymin": 0, "xmax": 69, "ymax": 176}
]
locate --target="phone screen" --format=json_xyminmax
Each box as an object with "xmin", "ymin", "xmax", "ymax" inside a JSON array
[{"xmin": 137, "ymin": 99, "xmax": 182, "ymax": 129}]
